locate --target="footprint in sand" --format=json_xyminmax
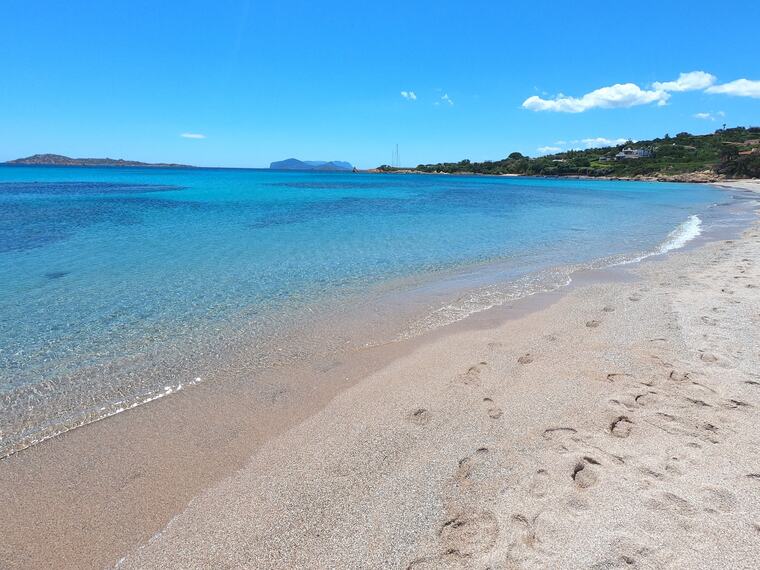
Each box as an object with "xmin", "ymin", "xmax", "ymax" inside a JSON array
[
  {"xmin": 543, "ymin": 427, "xmax": 577, "ymax": 439},
  {"xmin": 609, "ymin": 396, "xmax": 637, "ymax": 411},
  {"xmin": 455, "ymin": 361, "xmax": 488, "ymax": 387},
  {"xmin": 586, "ymin": 319, "xmax": 602, "ymax": 328},
  {"xmin": 685, "ymin": 397, "xmax": 711, "ymax": 408},
  {"xmin": 572, "ymin": 457, "xmax": 601, "ymax": 489},
  {"xmin": 517, "ymin": 353, "xmax": 534, "ymax": 365},
  {"xmin": 722, "ymin": 399, "xmax": 751, "ymax": 409},
  {"xmin": 650, "ymin": 492, "xmax": 697, "ymax": 517},
  {"xmin": 439, "ymin": 510, "xmax": 499, "ymax": 556},
  {"xmin": 702, "ymin": 487, "xmax": 737, "ymax": 513},
  {"xmin": 629, "ymin": 293, "xmax": 642, "ymax": 302},
  {"xmin": 528, "ymin": 469, "xmax": 550, "ymax": 498},
  {"xmin": 542, "ymin": 427, "xmax": 579, "ymax": 452},
  {"xmin": 652, "ymin": 413, "xmax": 721, "ymax": 444},
  {"xmin": 650, "ymin": 355, "xmax": 673, "ymax": 369},
  {"xmin": 699, "ymin": 352, "xmax": 718, "ymax": 363},
  {"xmin": 590, "ymin": 538, "xmax": 654, "ymax": 570},
  {"xmin": 669, "ymin": 370, "xmax": 692, "ymax": 382},
  {"xmin": 408, "ymin": 408, "xmax": 431, "ymax": 426},
  {"xmin": 610, "ymin": 416, "xmax": 633, "ymax": 438},
  {"xmin": 488, "ymin": 407, "xmax": 504, "ymax": 419},
  {"xmin": 454, "ymin": 447, "xmax": 489, "ymax": 486},
  {"xmin": 511, "ymin": 513, "xmax": 542, "ymax": 548},
  {"xmin": 602, "ymin": 305, "xmax": 616, "ymax": 312},
  {"xmin": 454, "ymin": 458, "xmax": 476, "ymax": 487},
  {"xmin": 634, "ymin": 392, "xmax": 659, "ymax": 407},
  {"xmin": 606, "ymin": 373, "xmax": 633, "ymax": 383}
]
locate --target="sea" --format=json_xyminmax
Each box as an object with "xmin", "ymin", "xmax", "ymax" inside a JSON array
[{"xmin": 0, "ymin": 166, "xmax": 751, "ymax": 457}]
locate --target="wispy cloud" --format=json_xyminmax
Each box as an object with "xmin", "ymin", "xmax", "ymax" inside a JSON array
[
  {"xmin": 523, "ymin": 83, "xmax": 669, "ymax": 113},
  {"xmin": 652, "ymin": 71, "xmax": 716, "ymax": 92},
  {"xmin": 693, "ymin": 111, "xmax": 725, "ymax": 121},
  {"xmin": 706, "ymin": 79, "xmax": 760, "ymax": 98},
  {"xmin": 440, "ymin": 93, "xmax": 454, "ymax": 106},
  {"xmin": 180, "ymin": 133, "xmax": 206, "ymax": 139},
  {"xmin": 539, "ymin": 137, "xmax": 631, "ymax": 153},
  {"xmin": 537, "ymin": 146, "xmax": 562, "ymax": 154},
  {"xmin": 577, "ymin": 137, "xmax": 629, "ymax": 148},
  {"xmin": 400, "ymin": 91, "xmax": 417, "ymax": 101}
]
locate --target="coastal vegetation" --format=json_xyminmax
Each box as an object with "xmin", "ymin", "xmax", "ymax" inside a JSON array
[{"xmin": 390, "ymin": 127, "xmax": 760, "ymax": 179}]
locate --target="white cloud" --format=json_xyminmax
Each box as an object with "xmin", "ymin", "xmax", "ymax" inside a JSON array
[
  {"xmin": 706, "ymin": 78, "xmax": 760, "ymax": 98},
  {"xmin": 180, "ymin": 133, "xmax": 206, "ymax": 139},
  {"xmin": 441, "ymin": 93, "xmax": 454, "ymax": 106},
  {"xmin": 693, "ymin": 111, "xmax": 726, "ymax": 121},
  {"xmin": 542, "ymin": 137, "xmax": 631, "ymax": 151},
  {"xmin": 576, "ymin": 137, "xmax": 629, "ymax": 148},
  {"xmin": 522, "ymin": 83, "xmax": 669, "ymax": 113},
  {"xmin": 400, "ymin": 91, "xmax": 417, "ymax": 101},
  {"xmin": 652, "ymin": 71, "xmax": 716, "ymax": 92}
]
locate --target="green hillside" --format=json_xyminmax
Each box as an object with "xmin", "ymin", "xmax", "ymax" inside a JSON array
[{"xmin": 401, "ymin": 126, "xmax": 760, "ymax": 179}]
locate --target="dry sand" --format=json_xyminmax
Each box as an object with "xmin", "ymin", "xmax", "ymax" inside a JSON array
[
  {"xmin": 2, "ymin": 181, "xmax": 759, "ymax": 569},
  {"xmin": 113, "ymin": 183, "xmax": 760, "ymax": 569}
]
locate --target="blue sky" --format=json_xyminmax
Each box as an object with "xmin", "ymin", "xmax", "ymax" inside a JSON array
[{"xmin": 1, "ymin": 0, "xmax": 759, "ymax": 168}]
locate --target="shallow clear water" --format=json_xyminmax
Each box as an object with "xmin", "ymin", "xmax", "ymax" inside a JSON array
[{"xmin": 0, "ymin": 166, "xmax": 732, "ymax": 455}]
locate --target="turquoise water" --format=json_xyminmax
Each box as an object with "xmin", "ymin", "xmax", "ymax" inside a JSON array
[{"xmin": 0, "ymin": 166, "xmax": 732, "ymax": 455}]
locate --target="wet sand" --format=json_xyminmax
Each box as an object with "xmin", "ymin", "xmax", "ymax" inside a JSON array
[{"xmin": 2, "ymin": 181, "xmax": 759, "ymax": 569}]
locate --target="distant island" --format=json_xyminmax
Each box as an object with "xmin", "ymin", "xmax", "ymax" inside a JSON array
[
  {"xmin": 4, "ymin": 154, "xmax": 192, "ymax": 168},
  {"xmin": 377, "ymin": 126, "xmax": 760, "ymax": 181},
  {"xmin": 270, "ymin": 158, "xmax": 354, "ymax": 171}
]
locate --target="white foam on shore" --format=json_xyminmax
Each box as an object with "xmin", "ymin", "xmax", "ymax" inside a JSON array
[
  {"xmin": 657, "ymin": 214, "xmax": 703, "ymax": 254},
  {"xmin": 400, "ymin": 215, "xmax": 704, "ymax": 339},
  {"xmin": 612, "ymin": 214, "xmax": 702, "ymax": 266},
  {"xmin": 397, "ymin": 270, "xmax": 574, "ymax": 340},
  {"xmin": 0, "ymin": 376, "xmax": 204, "ymax": 459}
]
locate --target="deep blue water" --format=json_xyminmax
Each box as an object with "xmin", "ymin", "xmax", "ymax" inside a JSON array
[{"xmin": 0, "ymin": 166, "xmax": 730, "ymax": 455}]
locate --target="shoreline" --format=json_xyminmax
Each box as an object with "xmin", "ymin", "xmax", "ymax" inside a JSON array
[
  {"xmin": 364, "ymin": 169, "xmax": 760, "ymax": 185},
  {"xmin": 1, "ymin": 181, "xmax": 758, "ymax": 569}
]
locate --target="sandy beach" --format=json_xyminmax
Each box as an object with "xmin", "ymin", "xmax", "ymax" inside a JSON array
[{"xmin": 2, "ymin": 180, "xmax": 759, "ymax": 569}]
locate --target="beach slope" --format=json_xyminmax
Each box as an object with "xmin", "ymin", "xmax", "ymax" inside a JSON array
[{"xmin": 116, "ymin": 188, "xmax": 760, "ymax": 569}]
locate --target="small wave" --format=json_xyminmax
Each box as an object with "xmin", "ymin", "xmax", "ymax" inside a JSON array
[
  {"xmin": 397, "ymin": 269, "xmax": 574, "ymax": 340},
  {"xmin": 657, "ymin": 214, "xmax": 702, "ymax": 254},
  {"xmin": 0, "ymin": 376, "xmax": 204, "ymax": 459},
  {"xmin": 612, "ymin": 214, "xmax": 702, "ymax": 266},
  {"xmin": 398, "ymin": 214, "xmax": 703, "ymax": 339}
]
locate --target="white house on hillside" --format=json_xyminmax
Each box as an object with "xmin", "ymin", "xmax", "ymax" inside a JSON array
[{"xmin": 615, "ymin": 147, "xmax": 653, "ymax": 160}]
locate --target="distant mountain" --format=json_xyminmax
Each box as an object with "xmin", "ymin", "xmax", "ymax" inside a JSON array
[
  {"xmin": 270, "ymin": 158, "xmax": 353, "ymax": 171},
  {"xmin": 5, "ymin": 154, "xmax": 192, "ymax": 168}
]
